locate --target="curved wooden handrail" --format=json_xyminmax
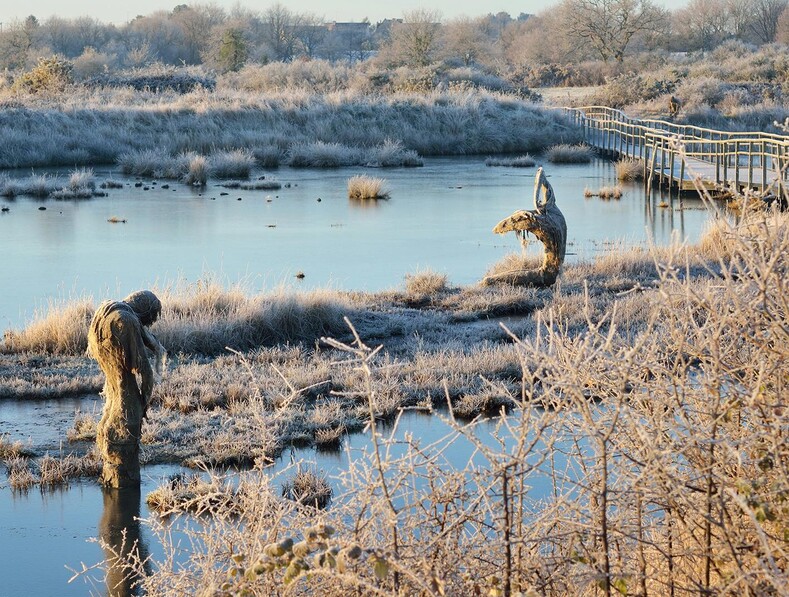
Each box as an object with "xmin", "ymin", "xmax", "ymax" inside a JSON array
[{"xmin": 558, "ymin": 105, "xmax": 789, "ymax": 193}]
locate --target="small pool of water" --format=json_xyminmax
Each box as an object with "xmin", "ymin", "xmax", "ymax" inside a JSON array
[
  {"xmin": 0, "ymin": 396, "xmax": 552, "ymax": 597},
  {"xmin": 0, "ymin": 157, "xmax": 710, "ymax": 329}
]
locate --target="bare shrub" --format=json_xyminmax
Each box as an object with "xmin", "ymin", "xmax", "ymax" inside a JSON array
[{"xmin": 347, "ymin": 175, "xmax": 390, "ymax": 199}]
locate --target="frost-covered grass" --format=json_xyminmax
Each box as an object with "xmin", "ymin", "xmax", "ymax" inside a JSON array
[
  {"xmin": 0, "ymin": 88, "xmax": 577, "ymax": 169},
  {"xmin": 208, "ymin": 149, "xmax": 255, "ymax": 179},
  {"xmin": 545, "ymin": 143, "xmax": 594, "ymax": 163},
  {"xmin": 0, "ymin": 170, "xmax": 104, "ymax": 199},
  {"xmin": 220, "ymin": 179, "xmax": 281, "ymax": 190},
  {"xmin": 485, "ymin": 154, "xmax": 536, "ymax": 167}
]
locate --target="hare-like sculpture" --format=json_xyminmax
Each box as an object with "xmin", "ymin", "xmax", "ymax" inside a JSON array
[{"xmin": 482, "ymin": 167, "xmax": 567, "ymax": 287}]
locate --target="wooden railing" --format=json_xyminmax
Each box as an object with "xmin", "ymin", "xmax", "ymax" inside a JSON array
[{"xmin": 561, "ymin": 106, "xmax": 789, "ymax": 193}]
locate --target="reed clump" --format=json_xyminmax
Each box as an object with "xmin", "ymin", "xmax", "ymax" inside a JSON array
[
  {"xmin": 347, "ymin": 175, "xmax": 390, "ymax": 200},
  {"xmin": 615, "ymin": 157, "xmax": 644, "ymax": 181},
  {"xmin": 584, "ymin": 186, "xmax": 623, "ymax": 199}
]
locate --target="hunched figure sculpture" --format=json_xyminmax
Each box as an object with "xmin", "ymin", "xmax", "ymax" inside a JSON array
[{"xmin": 88, "ymin": 290, "xmax": 166, "ymax": 488}]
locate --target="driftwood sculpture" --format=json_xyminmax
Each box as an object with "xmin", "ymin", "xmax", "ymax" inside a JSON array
[
  {"xmin": 88, "ymin": 290, "xmax": 166, "ymax": 488},
  {"xmin": 483, "ymin": 167, "xmax": 567, "ymax": 287}
]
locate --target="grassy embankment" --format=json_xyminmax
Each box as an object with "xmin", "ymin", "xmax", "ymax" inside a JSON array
[{"xmin": 0, "ymin": 87, "xmax": 579, "ymax": 173}]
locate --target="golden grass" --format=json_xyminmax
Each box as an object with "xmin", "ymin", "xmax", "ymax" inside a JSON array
[
  {"xmin": 584, "ymin": 185, "xmax": 623, "ymax": 199},
  {"xmin": 347, "ymin": 175, "xmax": 390, "ymax": 200},
  {"xmin": 404, "ymin": 269, "xmax": 449, "ymax": 296},
  {"xmin": 615, "ymin": 157, "xmax": 644, "ymax": 181}
]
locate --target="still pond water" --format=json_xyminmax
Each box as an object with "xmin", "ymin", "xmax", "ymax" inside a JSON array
[{"xmin": 0, "ymin": 156, "xmax": 709, "ymax": 329}]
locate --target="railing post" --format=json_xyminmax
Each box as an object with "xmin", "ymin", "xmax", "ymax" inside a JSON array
[
  {"xmin": 669, "ymin": 143, "xmax": 676, "ymax": 194},
  {"xmin": 735, "ymin": 140, "xmax": 740, "ymax": 190},
  {"xmin": 762, "ymin": 141, "xmax": 767, "ymax": 190},
  {"xmin": 748, "ymin": 141, "xmax": 754, "ymax": 189}
]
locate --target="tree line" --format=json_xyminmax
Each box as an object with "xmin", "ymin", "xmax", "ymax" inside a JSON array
[{"xmin": 0, "ymin": 0, "xmax": 787, "ymax": 76}]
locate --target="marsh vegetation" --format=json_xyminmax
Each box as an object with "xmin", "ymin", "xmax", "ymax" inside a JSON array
[
  {"xmin": 2, "ymin": 208, "xmax": 781, "ymax": 596},
  {"xmin": 1, "ymin": 2, "xmax": 788, "ymax": 594}
]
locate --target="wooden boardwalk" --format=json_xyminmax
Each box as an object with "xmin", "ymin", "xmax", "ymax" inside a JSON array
[{"xmin": 562, "ymin": 106, "xmax": 789, "ymax": 195}]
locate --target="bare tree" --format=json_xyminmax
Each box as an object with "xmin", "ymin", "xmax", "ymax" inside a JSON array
[
  {"xmin": 125, "ymin": 12, "xmax": 187, "ymax": 65},
  {"xmin": 677, "ymin": 0, "xmax": 730, "ymax": 51},
  {"xmin": 171, "ymin": 4, "xmax": 226, "ymax": 65},
  {"xmin": 260, "ymin": 3, "xmax": 304, "ymax": 62},
  {"xmin": 777, "ymin": 2, "xmax": 789, "ymax": 43},
  {"xmin": 750, "ymin": 0, "xmax": 788, "ymax": 41},
  {"xmin": 0, "ymin": 16, "xmax": 40, "ymax": 69},
  {"xmin": 561, "ymin": 0, "xmax": 669, "ymax": 62},
  {"xmin": 440, "ymin": 17, "xmax": 496, "ymax": 66},
  {"xmin": 726, "ymin": 0, "xmax": 755, "ymax": 39},
  {"xmin": 296, "ymin": 14, "xmax": 327, "ymax": 59},
  {"xmin": 381, "ymin": 9, "xmax": 442, "ymax": 67}
]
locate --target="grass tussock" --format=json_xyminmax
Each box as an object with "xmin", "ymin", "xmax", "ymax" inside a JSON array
[
  {"xmin": 220, "ymin": 179, "xmax": 281, "ymax": 190},
  {"xmin": 183, "ymin": 154, "xmax": 208, "ymax": 186},
  {"xmin": 615, "ymin": 157, "xmax": 644, "ymax": 181},
  {"xmin": 545, "ymin": 143, "xmax": 594, "ymax": 163},
  {"xmin": 404, "ymin": 269, "xmax": 449, "ymax": 296},
  {"xmin": 208, "ymin": 149, "xmax": 255, "ymax": 179},
  {"xmin": 485, "ymin": 154, "xmax": 536, "ymax": 167},
  {"xmin": 584, "ymin": 186, "xmax": 623, "ymax": 199},
  {"xmin": 67, "ymin": 411, "xmax": 98, "ymax": 442},
  {"xmin": 281, "ymin": 468, "xmax": 332, "ymax": 510},
  {"xmin": 347, "ymin": 175, "xmax": 390, "ymax": 200}
]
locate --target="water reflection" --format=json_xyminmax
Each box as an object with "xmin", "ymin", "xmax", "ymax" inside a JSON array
[{"xmin": 99, "ymin": 487, "xmax": 150, "ymax": 597}]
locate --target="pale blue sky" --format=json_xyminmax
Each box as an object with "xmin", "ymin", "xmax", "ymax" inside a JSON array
[{"xmin": 1, "ymin": 0, "xmax": 690, "ymax": 26}]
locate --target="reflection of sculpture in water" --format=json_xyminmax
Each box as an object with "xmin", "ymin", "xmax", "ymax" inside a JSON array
[
  {"xmin": 483, "ymin": 167, "xmax": 567, "ymax": 287},
  {"xmin": 88, "ymin": 290, "xmax": 166, "ymax": 488},
  {"xmin": 99, "ymin": 486, "xmax": 150, "ymax": 597}
]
